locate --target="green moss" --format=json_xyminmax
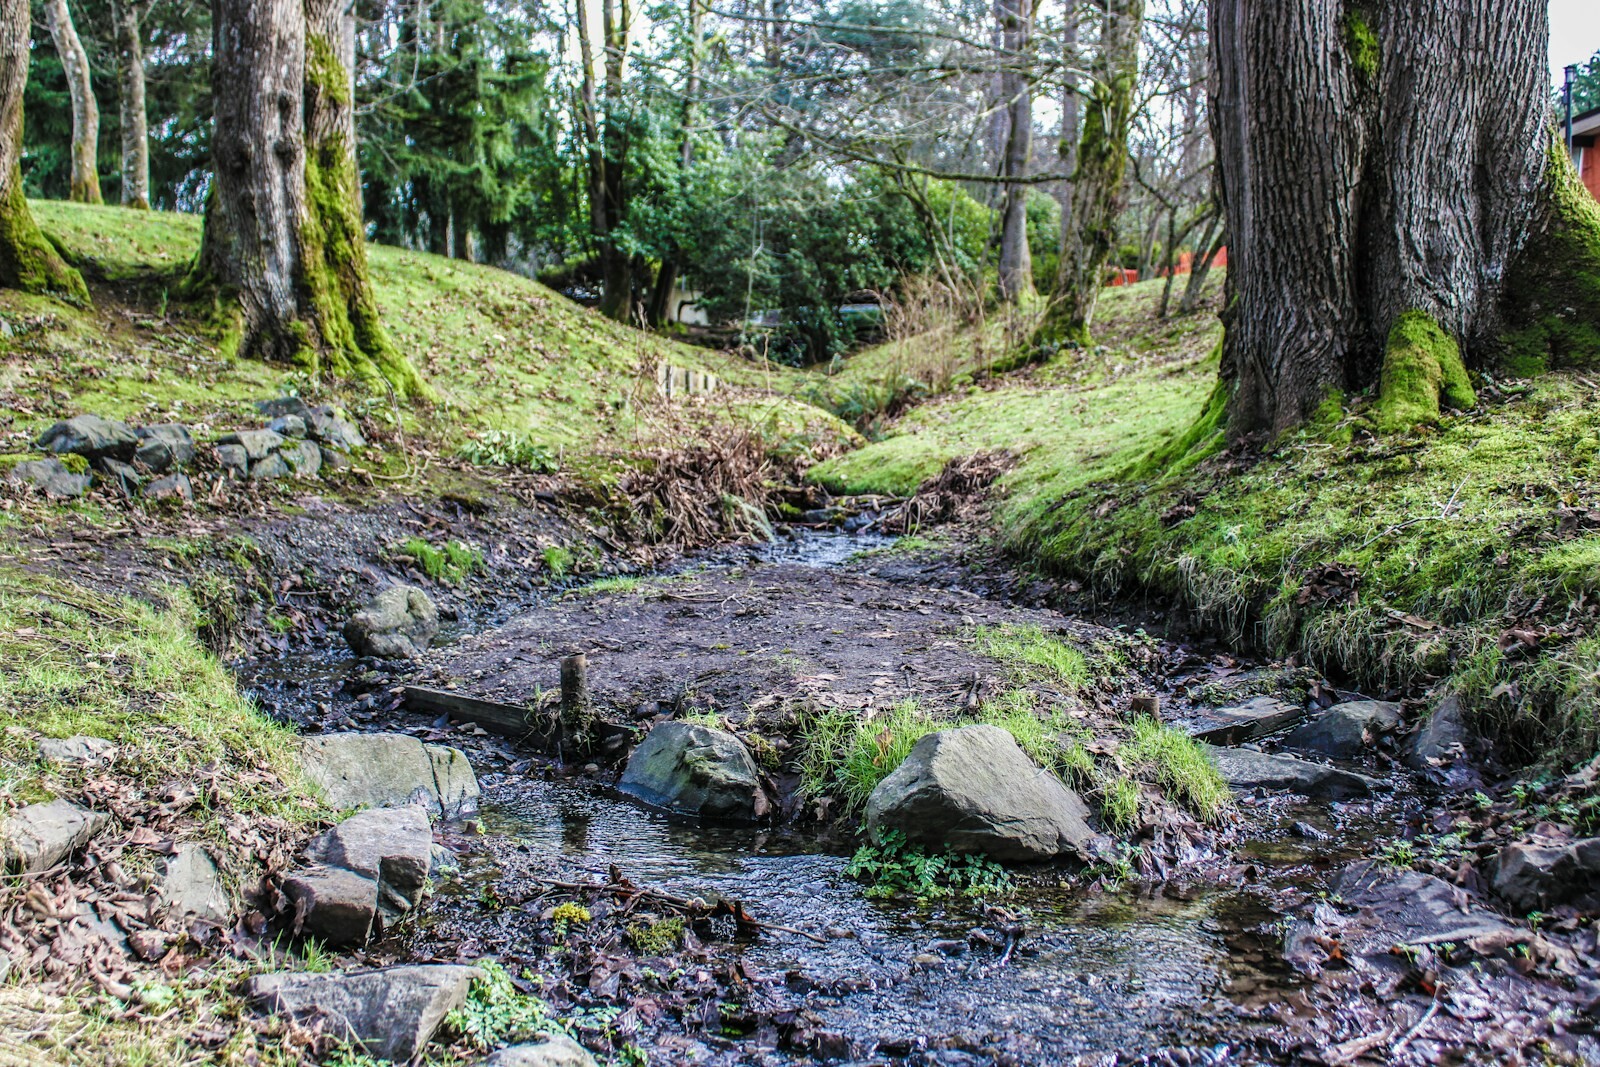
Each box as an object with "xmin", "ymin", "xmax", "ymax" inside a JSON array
[
  {"xmin": 1, "ymin": 176, "xmax": 89, "ymax": 304},
  {"xmin": 627, "ymin": 916, "xmax": 685, "ymax": 954},
  {"xmin": 1119, "ymin": 716, "xmax": 1230, "ymax": 822},
  {"xmin": 1372, "ymin": 310, "xmax": 1475, "ymax": 433},
  {"xmin": 1499, "ymin": 142, "xmax": 1600, "ymax": 374},
  {"xmin": 1343, "ymin": 9, "xmax": 1379, "ymax": 83}
]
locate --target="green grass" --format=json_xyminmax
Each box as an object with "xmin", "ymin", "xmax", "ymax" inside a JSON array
[
  {"xmin": 0, "ymin": 570, "xmax": 318, "ymax": 832},
  {"xmin": 976, "ymin": 689, "xmax": 1094, "ymax": 784},
  {"xmin": 974, "ymin": 623, "xmax": 1090, "ymax": 689},
  {"xmin": 396, "ymin": 536, "xmax": 483, "ymax": 585},
  {"xmin": 798, "ymin": 701, "xmax": 943, "ymax": 815},
  {"xmin": 1120, "ymin": 716, "xmax": 1230, "ymax": 822},
  {"xmin": 542, "ymin": 545, "xmax": 575, "ymax": 577}
]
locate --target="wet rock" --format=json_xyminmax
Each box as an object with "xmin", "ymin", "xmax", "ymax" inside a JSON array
[
  {"xmin": 1189, "ymin": 696, "xmax": 1306, "ymax": 745},
  {"xmin": 215, "ymin": 443, "xmax": 249, "ymax": 479},
  {"xmin": 249, "ymin": 452, "xmax": 291, "ymax": 481},
  {"xmin": 144, "ymin": 472, "xmax": 193, "ymax": 501},
  {"xmin": 1492, "ymin": 837, "xmax": 1600, "ymax": 911},
  {"xmin": 95, "ymin": 457, "xmax": 144, "ymax": 497},
  {"xmin": 279, "ymin": 439, "xmax": 322, "ymax": 478},
  {"xmin": 320, "ymin": 448, "xmax": 351, "ymax": 472},
  {"xmin": 308, "ymin": 407, "xmax": 366, "ymax": 451},
  {"xmin": 306, "ymin": 806, "xmax": 433, "ymax": 917},
  {"xmin": 36, "ymin": 414, "xmax": 138, "ymax": 461},
  {"xmin": 249, "ymin": 963, "xmax": 480, "ymax": 1062},
  {"xmin": 1281, "ymin": 700, "xmax": 1400, "ymax": 759},
  {"xmin": 7, "ymin": 458, "xmax": 92, "ymax": 499},
  {"xmin": 1205, "ymin": 746, "xmax": 1377, "ymax": 799},
  {"xmin": 133, "ymin": 424, "xmax": 195, "ymax": 472},
  {"xmin": 218, "ymin": 428, "xmax": 287, "ymax": 462},
  {"xmin": 2, "ymin": 799, "xmax": 109, "ymax": 873},
  {"xmin": 344, "ymin": 583, "xmax": 438, "ymax": 659},
  {"xmin": 267, "ymin": 414, "xmax": 307, "ymax": 438},
  {"xmin": 487, "ymin": 1035, "xmax": 599, "ymax": 1067},
  {"xmin": 865, "ymin": 724, "xmax": 1098, "ymax": 861},
  {"xmin": 300, "ymin": 732, "xmax": 479, "ymax": 819},
  {"xmin": 283, "ymin": 866, "xmax": 380, "ymax": 945},
  {"xmin": 158, "ymin": 843, "xmax": 231, "ymax": 925},
  {"xmin": 1327, "ymin": 860, "xmax": 1513, "ymax": 949},
  {"xmin": 1406, "ymin": 694, "xmax": 1468, "ymax": 769},
  {"xmin": 619, "ymin": 721, "xmax": 771, "ymax": 822},
  {"xmin": 38, "ymin": 735, "xmax": 116, "ymax": 765}
]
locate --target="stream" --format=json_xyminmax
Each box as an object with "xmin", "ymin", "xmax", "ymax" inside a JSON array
[{"xmin": 237, "ymin": 528, "xmax": 1413, "ymax": 1064}]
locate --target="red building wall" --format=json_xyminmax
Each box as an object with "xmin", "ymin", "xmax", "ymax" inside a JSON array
[{"xmin": 1584, "ymin": 141, "xmax": 1600, "ymax": 202}]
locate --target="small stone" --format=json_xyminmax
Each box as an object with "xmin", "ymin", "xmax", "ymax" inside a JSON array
[
  {"xmin": 218, "ymin": 428, "xmax": 287, "ymax": 462},
  {"xmin": 133, "ymin": 424, "xmax": 195, "ymax": 472},
  {"xmin": 250, "ymin": 452, "xmax": 291, "ymax": 481},
  {"xmin": 267, "ymin": 414, "xmax": 307, "ymax": 438},
  {"xmin": 309, "ymin": 406, "xmax": 367, "ymax": 450},
  {"xmin": 486, "ymin": 1035, "xmax": 599, "ymax": 1067},
  {"xmin": 35, "ymin": 414, "xmax": 138, "ymax": 461},
  {"xmin": 143, "ymin": 472, "xmax": 193, "ymax": 501},
  {"xmin": 2, "ymin": 799, "xmax": 109, "ymax": 873},
  {"xmin": 215, "ymin": 443, "xmax": 249, "ymax": 478},
  {"xmin": 619, "ymin": 721, "xmax": 771, "ymax": 823},
  {"xmin": 320, "ymin": 448, "xmax": 351, "ymax": 472},
  {"xmin": 95, "ymin": 457, "xmax": 144, "ymax": 497},
  {"xmin": 38, "ymin": 735, "xmax": 116, "ymax": 766},
  {"xmin": 282, "ymin": 866, "xmax": 380, "ymax": 945},
  {"xmin": 279, "ymin": 439, "xmax": 322, "ymax": 478},
  {"xmin": 343, "ymin": 584, "xmax": 439, "ymax": 659},
  {"xmin": 158, "ymin": 843, "xmax": 231, "ymax": 925},
  {"xmin": 256, "ymin": 396, "xmax": 315, "ymax": 421},
  {"xmin": 7, "ymin": 458, "xmax": 92, "ymax": 499},
  {"xmin": 249, "ymin": 964, "xmax": 480, "ymax": 1062},
  {"xmin": 1406, "ymin": 695, "xmax": 1468, "ymax": 770}
]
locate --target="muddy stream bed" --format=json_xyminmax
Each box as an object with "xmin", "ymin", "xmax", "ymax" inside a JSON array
[{"xmin": 235, "ymin": 530, "xmax": 1422, "ymax": 1065}]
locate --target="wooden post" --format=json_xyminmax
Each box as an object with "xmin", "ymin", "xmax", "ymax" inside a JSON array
[
  {"xmin": 560, "ymin": 653, "xmax": 592, "ymax": 736},
  {"xmin": 1131, "ymin": 694, "xmax": 1160, "ymax": 721}
]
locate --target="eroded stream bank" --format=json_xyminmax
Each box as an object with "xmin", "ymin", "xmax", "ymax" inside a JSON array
[{"xmin": 235, "ymin": 529, "xmax": 1596, "ymax": 1065}]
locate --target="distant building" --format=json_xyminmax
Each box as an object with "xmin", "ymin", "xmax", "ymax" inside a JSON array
[{"xmin": 1571, "ymin": 106, "xmax": 1600, "ymax": 201}]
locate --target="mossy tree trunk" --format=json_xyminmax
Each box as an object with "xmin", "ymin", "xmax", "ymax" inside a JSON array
[
  {"xmin": 194, "ymin": 0, "xmax": 424, "ymax": 397},
  {"xmin": 1033, "ymin": 0, "xmax": 1143, "ymax": 350},
  {"xmin": 995, "ymin": 0, "xmax": 1035, "ymax": 304},
  {"xmin": 111, "ymin": 0, "xmax": 150, "ymax": 210},
  {"xmin": 0, "ymin": 0, "xmax": 88, "ymax": 301},
  {"xmin": 43, "ymin": 0, "xmax": 103, "ymax": 205},
  {"xmin": 1210, "ymin": 0, "xmax": 1596, "ymax": 439}
]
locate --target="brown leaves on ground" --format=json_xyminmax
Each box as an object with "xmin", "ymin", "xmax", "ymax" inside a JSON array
[{"xmin": 884, "ymin": 450, "xmax": 1017, "ymax": 533}]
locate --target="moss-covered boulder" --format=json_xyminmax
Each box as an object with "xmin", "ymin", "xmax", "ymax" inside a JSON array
[{"xmin": 619, "ymin": 722, "xmax": 771, "ymax": 823}]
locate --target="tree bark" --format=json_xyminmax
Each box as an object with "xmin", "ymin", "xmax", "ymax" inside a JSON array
[
  {"xmin": 1035, "ymin": 0, "xmax": 1143, "ymax": 349},
  {"xmin": 1210, "ymin": 0, "xmax": 1568, "ymax": 438},
  {"xmin": 0, "ymin": 0, "xmax": 87, "ymax": 300},
  {"xmin": 111, "ymin": 0, "xmax": 150, "ymax": 209},
  {"xmin": 646, "ymin": 0, "xmax": 705, "ymax": 328},
  {"xmin": 43, "ymin": 0, "xmax": 103, "ymax": 205},
  {"xmin": 995, "ymin": 0, "xmax": 1035, "ymax": 303},
  {"xmin": 195, "ymin": 0, "xmax": 424, "ymax": 395}
]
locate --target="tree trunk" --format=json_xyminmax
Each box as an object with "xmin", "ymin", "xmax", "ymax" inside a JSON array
[
  {"xmin": 646, "ymin": 0, "xmax": 705, "ymax": 329},
  {"xmin": 596, "ymin": 0, "xmax": 634, "ymax": 322},
  {"xmin": 1209, "ymin": 0, "xmax": 1586, "ymax": 439},
  {"xmin": 43, "ymin": 0, "xmax": 102, "ymax": 205},
  {"xmin": 995, "ymin": 0, "xmax": 1034, "ymax": 303},
  {"xmin": 196, "ymin": 0, "xmax": 424, "ymax": 395},
  {"xmin": 0, "ymin": 0, "xmax": 87, "ymax": 300},
  {"xmin": 111, "ymin": 0, "xmax": 149, "ymax": 209},
  {"xmin": 1035, "ymin": 0, "xmax": 1143, "ymax": 350},
  {"xmin": 1050, "ymin": 10, "xmax": 1079, "ymax": 297}
]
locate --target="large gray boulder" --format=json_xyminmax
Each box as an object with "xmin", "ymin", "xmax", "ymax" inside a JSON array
[
  {"xmin": 488, "ymin": 1035, "xmax": 599, "ymax": 1067},
  {"xmin": 1189, "ymin": 696, "xmax": 1306, "ymax": 745},
  {"xmin": 2, "ymin": 799, "xmax": 109, "ymax": 873},
  {"xmin": 133, "ymin": 424, "xmax": 195, "ymax": 472},
  {"xmin": 7, "ymin": 458, "xmax": 91, "ymax": 499},
  {"xmin": 283, "ymin": 866, "xmax": 381, "ymax": 945},
  {"xmin": 619, "ymin": 722, "xmax": 771, "ymax": 822},
  {"xmin": 1406, "ymin": 695, "xmax": 1468, "ymax": 769},
  {"xmin": 301, "ymin": 732, "xmax": 479, "ymax": 819},
  {"xmin": 1206, "ymin": 746, "xmax": 1378, "ymax": 799},
  {"xmin": 249, "ymin": 964, "xmax": 480, "ymax": 1062},
  {"xmin": 343, "ymin": 584, "xmax": 438, "ymax": 659},
  {"xmin": 1492, "ymin": 837, "xmax": 1600, "ymax": 911},
  {"xmin": 158, "ymin": 843, "xmax": 232, "ymax": 925},
  {"xmin": 865, "ymin": 725, "xmax": 1098, "ymax": 862},
  {"xmin": 1282, "ymin": 700, "xmax": 1401, "ymax": 760},
  {"xmin": 306, "ymin": 806, "xmax": 434, "ymax": 917},
  {"xmin": 36, "ymin": 414, "xmax": 138, "ymax": 461},
  {"xmin": 217, "ymin": 428, "xmax": 287, "ymax": 462}
]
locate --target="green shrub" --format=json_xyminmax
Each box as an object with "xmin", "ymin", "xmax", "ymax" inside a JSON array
[
  {"xmin": 844, "ymin": 829, "xmax": 1014, "ymax": 901},
  {"xmin": 455, "ymin": 429, "xmax": 559, "ymax": 471}
]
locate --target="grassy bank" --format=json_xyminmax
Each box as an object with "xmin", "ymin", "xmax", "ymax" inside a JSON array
[{"xmin": 819, "ymin": 278, "xmax": 1600, "ymax": 765}]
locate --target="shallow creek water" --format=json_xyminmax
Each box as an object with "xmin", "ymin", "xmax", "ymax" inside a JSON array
[{"xmin": 239, "ymin": 528, "xmax": 1407, "ymax": 1063}]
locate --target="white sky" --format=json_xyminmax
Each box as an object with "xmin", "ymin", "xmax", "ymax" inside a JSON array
[{"xmin": 1551, "ymin": 0, "xmax": 1600, "ymax": 84}]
